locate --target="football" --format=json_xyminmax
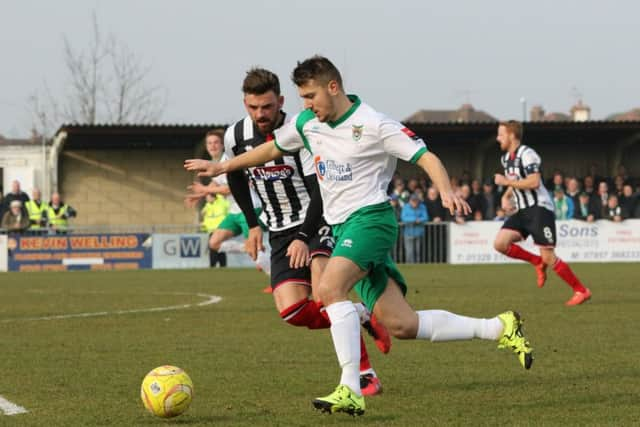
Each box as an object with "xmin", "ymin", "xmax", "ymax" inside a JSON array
[{"xmin": 140, "ymin": 365, "xmax": 194, "ymax": 418}]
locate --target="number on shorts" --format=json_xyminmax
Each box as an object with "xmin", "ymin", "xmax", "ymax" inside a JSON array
[{"xmin": 318, "ymin": 225, "xmax": 335, "ymax": 247}]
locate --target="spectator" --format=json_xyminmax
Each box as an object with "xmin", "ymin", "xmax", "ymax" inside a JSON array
[
  {"xmin": 553, "ymin": 189, "xmax": 574, "ymax": 220},
  {"xmin": 469, "ymin": 179, "xmax": 484, "ymax": 217},
  {"xmin": 389, "ymin": 194, "xmax": 402, "ymax": 220},
  {"xmin": 25, "ymin": 188, "xmax": 48, "ymax": 233},
  {"xmin": 473, "ymin": 210, "xmax": 483, "ymax": 221},
  {"xmin": 391, "ymin": 178, "xmax": 410, "ymax": 207},
  {"xmin": 1, "ymin": 180, "xmax": 30, "ymax": 219},
  {"xmin": 620, "ymin": 183, "xmax": 637, "ymax": 219},
  {"xmin": 481, "ymin": 179, "xmax": 498, "ymax": 220},
  {"xmin": 565, "ymin": 177, "xmax": 581, "ymax": 208},
  {"xmin": 407, "ymin": 178, "xmax": 419, "ymax": 194},
  {"xmin": 413, "ymin": 187, "xmax": 425, "ymax": 202},
  {"xmin": 574, "ymin": 192, "xmax": 597, "ymax": 222},
  {"xmin": 47, "ymin": 192, "xmax": 77, "ymax": 234},
  {"xmin": 425, "ymin": 186, "xmax": 446, "ymax": 222},
  {"xmin": 418, "ymin": 177, "xmax": 430, "ymax": 194},
  {"xmin": 606, "ymin": 195, "xmax": 623, "ymax": 222},
  {"xmin": 548, "ymin": 170, "xmax": 565, "ymax": 193},
  {"xmin": 460, "ymin": 170, "xmax": 471, "ymax": 185},
  {"xmin": 595, "ymin": 181, "xmax": 610, "ymax": 218},
  {"xmin": 494, "ymin": 207, "xmax": 507, "ymax": 221},
  {"xmin": 457, "ymin": 184, "xmax": 475, "ymax": 222},
  {"xmin": 450, "ymin": 176, "xmax": 461, "ymax": 197},
  {"xmin": 400, "ymin": 194, "xmax": 428, "ymax": 263},
  {"xmin": 583, "ymin": 175, "xmax": 596, "ymax": 198},
  {"xmin": 1, "ymin": 200, "xmax": 30, "ymax": 233},
  {"xmin": 614, "ymin": 175, "xmax": 625, "ymax": 198}
]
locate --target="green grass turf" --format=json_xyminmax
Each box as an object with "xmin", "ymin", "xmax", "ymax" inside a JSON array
[{"xmin": 0, "ymin": 263, "xmax": 639, "ymax": 426}]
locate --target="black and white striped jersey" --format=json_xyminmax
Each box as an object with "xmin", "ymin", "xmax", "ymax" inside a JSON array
[
  {"xmin": 501, "ymin": 144, "xmax": 554, "ymax": 212},
  {"xmin": 224, "ymin": 113, "xmax": 314, "ymax": 232}
]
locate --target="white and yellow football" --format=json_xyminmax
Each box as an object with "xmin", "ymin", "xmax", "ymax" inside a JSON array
[{"xmin": 140, "ymin": 365, "xmax": 193, "ymax": 418}]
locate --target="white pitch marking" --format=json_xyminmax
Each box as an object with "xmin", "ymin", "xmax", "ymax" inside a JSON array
[
  {"xmin": 0, "ymin": 395, "xmax": 28, "ymax": 415},
  {"xmin": 0, "ymin": 293, "xmax": 221, "ymax": 323}
]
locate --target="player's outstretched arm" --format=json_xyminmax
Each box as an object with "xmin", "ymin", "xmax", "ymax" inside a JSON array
[
  {"xmin": 184, "ymin": 141, "xmax": 283, "ymax": 177},
  {"xmin": 416, "ymin": 151, "xmax": 471, "ymax": 216}
]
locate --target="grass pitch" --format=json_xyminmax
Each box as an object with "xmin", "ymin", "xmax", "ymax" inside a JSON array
[{"xmin": 1, "ymin": 263, "xmax": 639, "ymax": 426}]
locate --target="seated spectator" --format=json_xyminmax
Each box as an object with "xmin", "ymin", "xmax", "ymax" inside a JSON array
[
  {"xmin": 1, "ymin": 200, "xmax": 30, "ymax": 233},
  {"xmin": 554, "ymin": 189, "xmax": 574, "ymax": 220},
  {"xmin": 494, "ymin": 207, "xmax": 507, "ymax": 221},
  {"xmin": 620, "ymin": 183, "xmax": 637, "ymax": 219},
  {"xmin": 1, "ymin": 180, "xmax": 30, "ymax": 219},
  {"xmin": 47, "ymin": 192, "xmax": 78, "ymax": 234},
  {"xmin": 606, "ymin": 195, "xmax": 623, "ymax": 222},
  {"xmin": 574, "ymin": 192, "xmax": 597, "ymax": 222},
  {"xmin": 425, "ymin": 186, "xmax": 446, "ymax": 222},
  {"xmin": 401, "ymin": 194, "xmax": 428, "ymax": 263}
]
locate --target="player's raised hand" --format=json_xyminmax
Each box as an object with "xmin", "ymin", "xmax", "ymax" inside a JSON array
[
  {"xmin": 440, "ymin": 190, "xmax": 471, "ymax": 216},
  {"xmin": 287, "ymin": 239, "xmax": 310, "ymax": 269},
  {"xmin": 184, "ymin": 159, "xmax": 222, "ymax": 177}
]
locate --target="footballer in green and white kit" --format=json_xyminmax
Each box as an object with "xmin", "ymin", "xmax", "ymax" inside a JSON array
[
  {"xmin": 274, "ymin": 95, "xmax": 427, "ymax": 310},
  {"xmin": 185, "ymin": 56, "xmax": 535, "ymax": 417}
]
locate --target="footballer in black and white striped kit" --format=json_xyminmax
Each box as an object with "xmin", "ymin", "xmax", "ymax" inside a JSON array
[
  {"xmin": 211, "ymin": 68, "xmax": 388, "ymax": 396},
  {"xmin": 493, "ymin": 121, "xmax": 592, "ymax": 306}
]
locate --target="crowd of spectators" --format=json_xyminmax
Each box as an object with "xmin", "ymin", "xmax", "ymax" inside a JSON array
[
  {"xmin": 0, "ymin": 180, "xmax": 77, "ymax": 234},
  {"xmin": 388, "ymin": 166, "xmax": 639, "ymax": 263},
  {"xmin": 389, "ymin": 165, "xmax": 640, "ymax": 225}
]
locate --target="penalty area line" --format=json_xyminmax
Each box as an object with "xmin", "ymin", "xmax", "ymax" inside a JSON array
[
  {"xmin": 0, "ymin": 395, "xmax": 28, "ymax": 415},
  {"xmin": 0, "ymin": 293, "xmax": 222, "ymax": 324}
]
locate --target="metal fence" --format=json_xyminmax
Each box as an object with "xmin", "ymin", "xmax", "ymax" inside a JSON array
[{"xmin": 392, "ymin": 222, "xmax": 448, "ymax": 264}]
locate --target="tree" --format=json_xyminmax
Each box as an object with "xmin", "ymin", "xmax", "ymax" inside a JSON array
[{"xmin": 30, "ymin": 12, "xmax": 166, "ymax": 135}]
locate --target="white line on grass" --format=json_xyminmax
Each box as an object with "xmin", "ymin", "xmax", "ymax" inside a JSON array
[
  {"xmin": 0, "ymin": 293, "xmax": 222, "ymax": 323},
  {"xmin": 0, "ymin": 395, "xmax": 28, "ymax": 415}
]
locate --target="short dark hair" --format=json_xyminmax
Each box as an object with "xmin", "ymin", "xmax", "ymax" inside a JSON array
[
  {"xmin": 242, "ymin": 68, "xmax": 280, "ymax": 96},
  {"xmin": 499, "ymin": 120, "xmax": 523, "ymax": 141},
  {"xmin": 205, "ymin": 129, "xmax": 224, "ymax": 140},
  {"xmin": 292, "ymin": 55, "xmax": 343, "ymax": 89}
]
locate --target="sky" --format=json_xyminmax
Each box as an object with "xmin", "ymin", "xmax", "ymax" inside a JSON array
[{"xmin": 1, "ymin": 0, "xmax": 639, "ymax": 137}]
